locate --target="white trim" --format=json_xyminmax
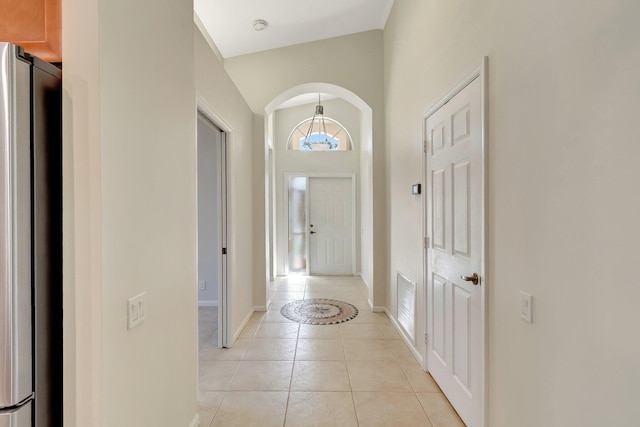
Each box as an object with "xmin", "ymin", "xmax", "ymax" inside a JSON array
[
  {"xmin": 367, "ymin": 299, "xmax": 386, "ymax": 313},
  {"xmin": 194, "ymin": 13, "xmax": 224, "ymax": 62},
  {"xmin": 197, "ymin": 95, "xmax": 233, "ymax": 133},
  {"xmin": 265, "ymin": 84, "xmax": 372, "ymax": 116},
  {"xmin": 385, "ymin": 308, "xmax": 425, "ymax": 366},
  {"xmin": 196, "ymin": 96, "xmax": 231, "ymax": 351},
  {"xmin": 480, "ymin": 56, "xmax": 490, "ymax": 427},
  {"xmin": 232, "ymin": 306, "xmax": 267, "ymax": 343},
  {"xmin": 284, "ymin": 173, "xmax": 357, "ymax": 276},
  {"xmin": 423, "ymin": 63, "xmax": 484, "ymax": 119},
  {"xmin": 188, "ymin": 414, "xmax": 199, "ymax": 427},
  {"xmin": 422, "ymin": 57, "xmax": 488, "ymax": 427},
  {"xmin": 358, "ymin": 276, "xmax": 373, "ymax": 302},
  {"xmin": 304, "ymin": 176, "xmax": 310, "ymax": 275},
  {"xmin": 198, "ymin": 300, "xmax": 218, "ymax": 307},
  {"xmin": 364, "ymin": 302, "xmax": 425, "ymax": 366}
]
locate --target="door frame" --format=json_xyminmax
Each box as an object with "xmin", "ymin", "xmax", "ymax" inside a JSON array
[
  {"xmin": 422, "ymin": 57, "xmax": 488, "ymax": 426},
  {"xmin": 196, "ymin": 95, "xmax": 231, "ymax": 349},
  {"xmin": 284, "ymin": 172, "xmax": 357, "ymax": 276}
]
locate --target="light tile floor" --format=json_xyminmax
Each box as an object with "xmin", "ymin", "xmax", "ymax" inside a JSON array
[{"xmin": 198, "ymin": 275, "xmax": 466, "ymax": 427}]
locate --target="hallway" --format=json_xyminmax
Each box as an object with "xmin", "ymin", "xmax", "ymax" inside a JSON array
[{"xmin": 197, "ymin": 276, "xmax": 465, "ymax": 426}]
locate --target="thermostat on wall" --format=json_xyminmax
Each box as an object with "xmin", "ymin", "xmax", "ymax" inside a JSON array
[{"xmin": 412, "ymin": 184, "xmax": 421, "ymax": 195}]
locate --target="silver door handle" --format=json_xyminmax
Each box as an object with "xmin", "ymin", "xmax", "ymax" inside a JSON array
[{"xmin": 460, "ymin": 273, "xmax": 479, "ymax": 285}]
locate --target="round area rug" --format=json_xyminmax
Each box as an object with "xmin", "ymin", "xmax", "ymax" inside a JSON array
[{"xmin": 280, "ymin": 299, "xmax": 358, "ymax": 325}]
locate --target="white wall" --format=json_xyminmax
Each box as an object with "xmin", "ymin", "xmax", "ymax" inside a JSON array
[
  {"xmin": 99, "ymin": 0, "xmax": 198, "ymax": 425},
  {"xmin": 62, "ymin": 13, "xmax": 258, "ymax": 424},
  {"xmin": 62, "ymin": 0, "xmax": 102, "ymax": 423},
  {"xmin": 64, "ymin": 0, "xmax": 199, "ymax": 425},
  {"xmin": 384, "ymin": 0, "xmax": 640, "ymax": 425},
  {"xmin": 197, "ymin": 117, "xmax": 220, "ymax": 305},
  {"xmin": 194, "ymin": 28, "xmax": 259, "ymax": 336},
  {"xmin": 274, "ymin": 98, "xmax": 361, "ymax": 275},
  {"xmin": 225, "ymin": 30, "xmax": 386, "ymax": 307}
]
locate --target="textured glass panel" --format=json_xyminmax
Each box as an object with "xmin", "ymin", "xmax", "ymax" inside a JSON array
[{"xmin": 288, "ymin": 177, "xmax": 307, "ymax": 273}]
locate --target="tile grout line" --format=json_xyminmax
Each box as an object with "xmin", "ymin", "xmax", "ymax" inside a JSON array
[
  {"xmin": 341, "ymin": 315, "xmax": 361, "ymax": 426},
  {"xmin": 281, "ymin": 281, "xmax": 305, "ymax": 427},
  {"xmin": 396, "ymin": 355, "xmax": 435, "ymax": 425}
]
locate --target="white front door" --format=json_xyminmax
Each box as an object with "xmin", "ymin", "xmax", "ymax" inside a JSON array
[
  {"xmin": 309, "ymin": 177, "xmax": 354, "ymax": 275},
  {"xmin": 426, "ymin": 76, "xmax": 484, "ymax": 426}
]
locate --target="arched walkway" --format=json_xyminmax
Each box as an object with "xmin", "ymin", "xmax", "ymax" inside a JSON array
[{"xmin": 263, "ymin": 83, "xmax": 376, "ymax": 309}]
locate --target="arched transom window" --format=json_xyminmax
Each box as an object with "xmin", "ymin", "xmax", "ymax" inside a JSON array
[{"xmin": 287, "ymin": 117, "xmax": 353, "ymax": 151}]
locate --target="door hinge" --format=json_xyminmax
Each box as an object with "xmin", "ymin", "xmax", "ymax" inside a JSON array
[
  {"xmin": 222, "ymin": 248, "xmax": 227, "ymax": 255},
  {"xmin": 424, "ymin": 333, "xmax": 428, "ymax": 344},
  {"xmin": 424, "ymin": 237, "xmax": 429, "ymax": 249},
  {"xmin": 423, "ymin": 140, "xmax": 427, "ymax": 153}
]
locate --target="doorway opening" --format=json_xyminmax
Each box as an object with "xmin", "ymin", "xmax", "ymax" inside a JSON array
[
  {"xmin": 196, "ymin": 111, "xmax": 228, "ymax": 351},
  {"xmin": 285, "ymin": 174, "xmax": 356, "ymax": 276}
]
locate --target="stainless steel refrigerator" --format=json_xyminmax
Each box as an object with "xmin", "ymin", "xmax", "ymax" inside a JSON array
[{"xmin": 0, "ymin": 43, "xmax": 62, "ymax": 427}]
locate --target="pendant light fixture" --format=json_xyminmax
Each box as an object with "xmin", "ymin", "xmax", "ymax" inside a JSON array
[{"xmin": 302, "ymin": 94, "xmax": 338, "ymax": 151}]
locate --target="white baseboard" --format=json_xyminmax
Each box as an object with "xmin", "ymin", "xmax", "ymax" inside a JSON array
[
  {"xmin": 232, "ymin": 305, "xmax": 268, "ymax": 343},
  {"xmin": 385, "ymin": 308, "xmax": 424, "ymax": 366},
  {"xmin": 188, "ymin": 413, "xmax": 199, "ymax": 427},
  {"xmin": 232, "ymin": 308, "xmax": 254, "ymax": 343},
  {"xmin": 367, "ymin": 299, "xmax": 386, "ymax": 313},
  {"xmin": 359, "ymin": 274, "xmax": 371, "ymax": 290},
  {"xmin": 198, "ymin": 300, "xmax": 218, "ymax": 307},
  {"xmin": 360, "ymin": 275, "xmax": 375, "ymax": 307}
]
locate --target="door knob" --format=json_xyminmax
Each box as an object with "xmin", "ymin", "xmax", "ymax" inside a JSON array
[
  {"xmin": 460, "ymin": 273, "xmax": 479, "ymax": 285},
  {"xmin": 310, "ymin": 231, "xmax": 317, "ymax": 234}
]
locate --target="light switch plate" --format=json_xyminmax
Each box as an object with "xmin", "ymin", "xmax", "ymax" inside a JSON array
[
  {"xmin": 127, "ymin": 296, "xmax": 139, "ymax": 329},
  {"xmin": 138, "ymin": 292, "xmax": 147, "ymax": 320},
  {"xmin": 520, "ymin": 292, "xmax": 532, "ymax": 323},
  {"xmin": 128, "ymin": 292, "xmax": 147, "ymax": 329},
  {"xmin": 199, "ymin": 280, "xmax": 206, "ymax": 290}
]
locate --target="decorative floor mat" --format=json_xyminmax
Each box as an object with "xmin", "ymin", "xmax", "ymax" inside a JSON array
[{"xmin": 280, "ymin": 299, "xmax": 359, "ymax": 325}]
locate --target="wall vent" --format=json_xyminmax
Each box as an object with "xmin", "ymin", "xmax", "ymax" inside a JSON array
[{"xmin": 397, "ymin": 272, "xmax": 416, "ymax": 344}]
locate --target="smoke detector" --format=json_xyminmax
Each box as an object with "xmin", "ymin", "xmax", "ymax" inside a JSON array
[{"xmin": 253, "ymin": 19, "xmax": 268, "ymax": 31}]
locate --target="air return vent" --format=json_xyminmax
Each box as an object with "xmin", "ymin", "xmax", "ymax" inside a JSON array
[{"xmin": 397, "ymin": 272, "xmax": 416, "ymax": 344}]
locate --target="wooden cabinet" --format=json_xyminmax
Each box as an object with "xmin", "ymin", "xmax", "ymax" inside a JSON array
[{"xmin": 0, "ymin": 0, "xmax": 61, "ymax": 63}]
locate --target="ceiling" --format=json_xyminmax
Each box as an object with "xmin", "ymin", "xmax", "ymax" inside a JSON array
[{"xmin": 194, "ymin": 0, "xmax": 395, "ymax": 58}]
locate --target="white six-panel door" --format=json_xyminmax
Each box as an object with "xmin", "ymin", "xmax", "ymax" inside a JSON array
[
  {"xmin": 426, "ymin": 76, "xmax": 483, "ymax": 426},
  {"xmin": 309, "ymin": 177, "xmax": 354, "ymax": 275}
]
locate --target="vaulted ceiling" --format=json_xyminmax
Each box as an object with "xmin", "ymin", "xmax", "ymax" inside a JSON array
[{"xmin": 194, "ymin": 0, "xmax": 394, "ymax": 58}]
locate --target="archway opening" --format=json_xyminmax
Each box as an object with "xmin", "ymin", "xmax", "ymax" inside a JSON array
[{"xmin": 263, "ymin": 83, "xmax": 375, "ymax": 308}]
